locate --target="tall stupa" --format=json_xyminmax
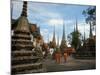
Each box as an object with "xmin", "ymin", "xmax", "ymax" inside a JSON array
[
  {"xmin": 51, "ymin": 26, "xmax": 56, "ymax": 48},
  {"xmin": 60, "ymin": 22, "xmax": 67, "ymax": 53},
  {"xmin": 11, "ymin": 1, "xmax": 44, "ymax": 74}
]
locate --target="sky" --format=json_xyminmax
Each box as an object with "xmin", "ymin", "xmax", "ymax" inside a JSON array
[{"xmin": 11, "ymin": 1, "xmax": 95, "ymax": 45}]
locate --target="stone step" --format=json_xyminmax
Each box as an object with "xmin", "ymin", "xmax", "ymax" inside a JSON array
[
  {"xmin": 12, "ymin": 63, "xmax": 42, "ymax": 69},
  {"xmin": 12, "ymin": 68, "xmax": 45, "ymax": 74},
  {"xmin": 12, "ymin": 56, "xmax": 40, "ymax": 61}
]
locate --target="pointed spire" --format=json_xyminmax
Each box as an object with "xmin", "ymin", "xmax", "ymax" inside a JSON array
[
  {"xmin": 11, "ymin": 2, "xmax": 13, "ymax": 19},
  {"xmin": 48, "ymin": 34, "xmax": 49, "ymax": 43},
  {"xmin": 62, "ymin": 21, "xmax": 66, "ymax": 40},
  {"xmin": 84, "ymin": 31, "xmax": 86, "ymax": 41},
  {"xmin": 60, "ymin": 20, "xmax": 67, "ymax": 51},
  {"xmin": 74, "ymin": 24, "xmax": 76, "ymax": 32},
  {"xmin": 76, "ymin": 18, "xmax": 78, "ymax": 31},
  {"xmin": 84, "ymin": 24, "xmax": 86, "ymax": 42},
  {"xmin": 52, "ymin": 25, "xmax": 56, "ymax": 42},
  {"xmin": 89, "ymin": 22, "xmax": 93, "ymax": 38},
  {"xmin": 21, "ymin": 1, "xmax": 27, "ymax": 17},
  {"xmin": 57, "ymin": 33, "xmax": 59, "ymax": 48},
  {"xmin": 37, "ymin": 26, "xmax": 40, "ymax": 35},
  {"xmin": 51, "ymin": 25, "xmax": 56, "ymax": 48}
]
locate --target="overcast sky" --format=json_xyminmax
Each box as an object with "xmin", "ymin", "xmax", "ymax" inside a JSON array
[{"xmin": 11, "ymin": 1, "xmax": 95, "ymax": 44}]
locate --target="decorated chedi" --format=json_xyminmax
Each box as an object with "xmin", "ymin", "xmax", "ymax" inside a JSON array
[
  {"xmin": 50, "ymin": 26, "xmax": 56, "ymax": 48},
  {"xmin": 82, "ymin": 22, "xmax": 96, "ymax": 58},
  {"xmin": 74, "ymin": 20, "xmax": 96, "ymax": 59},
  {"xmin": 60, "ymin": 22, "xmax": 68, "ymax": 53},
  {"xmin": 11, "ymin": 1, "xmax": 45, "ymax": 74}
]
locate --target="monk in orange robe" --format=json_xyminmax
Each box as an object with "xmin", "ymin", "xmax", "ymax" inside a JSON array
[
  {"xmin": 58, "ymin": 52, "xmax": 61, "ymax": 64},
  {"xmin": 55, "ymin": 52, "xmax": 61, "ymax": 64},
  {"xmin": 63, "ymin": 52, "xmax": 68, "ymax": 63}
]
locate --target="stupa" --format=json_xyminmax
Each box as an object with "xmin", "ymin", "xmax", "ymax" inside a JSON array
[
  {"xmin": 50, "ymin": 26, "xmax": 56, "ymax": 48},
  {"xmin": 11, "ymin": 1, "xmax": 44, "ymax": 74},
  {"xmin": 60, "ymin": 22, "xmax": 67, "ymax": 53},
  {"xmin": 74, "ymin": 22, "xmax": 96, "ymax": 59}
]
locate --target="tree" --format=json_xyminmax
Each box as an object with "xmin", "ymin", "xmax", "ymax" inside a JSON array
[
  {"xmin": 82, "ymin": 6, "xmax": 96, "ymax": 35},
  {"xmin": 67, "ymin": 30, "xmax": 82, "ymax": 50}
]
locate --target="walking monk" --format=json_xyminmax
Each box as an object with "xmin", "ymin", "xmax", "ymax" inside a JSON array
[
  {"xmin": 55, "ymin": 49, "xmax": 61, "ymax": 64},
  {"xmin": 63, "ymin": 52, "xmax": 68, "ymax": 63}
]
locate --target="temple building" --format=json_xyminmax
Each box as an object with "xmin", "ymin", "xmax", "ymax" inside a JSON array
[
  {"xmin": 11, "ymin": 1, "xmax": 44, "ymax": 74},
  {"xmin": 29, "ymin": 24, "xmax": 44, "ymax": 48}
]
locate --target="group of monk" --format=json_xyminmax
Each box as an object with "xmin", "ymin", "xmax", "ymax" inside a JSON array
[
  {"xmin": 54, "ymin": 47, "xmax": 75, "ymax": 64},
  {"xmin": 54, "ymin": 52, "xmax": 69, "ymax": 64}
]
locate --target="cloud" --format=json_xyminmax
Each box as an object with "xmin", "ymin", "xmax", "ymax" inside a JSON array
[
  {"xmin": 12, "ymin": 0, "xmax": 23, "ymax": 19},
  {"xmin": 66, "ymin": 19, "xmax": 91, "ymax": 39},
  {"xmin": 48, "ymin": 19, "xmax": 63, "ymax": 26},
  {"xmin": 41, "ymin": 29, "xmax": 49, "ymax": 36},
  {"xmin": 12, "ymin": 1, "xmax": 94, "ymax": 44},
  {"xmin": 47, "ymin": 19, "xmax": 75, "ymax": 30},
  {"xmin": 78, "ymin": 23, "xmax": 90, "ymax": 38},
  {"xmin": 40, "ymin": 28, "xmax": 50, "ymax": 43}
]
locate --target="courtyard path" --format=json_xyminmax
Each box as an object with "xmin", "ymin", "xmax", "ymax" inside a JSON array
[{"xmin": 43, "ymin": 56, "xmax": 96, "ymax": 72}]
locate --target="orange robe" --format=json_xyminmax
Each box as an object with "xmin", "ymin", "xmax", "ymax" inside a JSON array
[
  {"xmin": 55, "ymin": 53, "xmax": 61, "ymax": 64},
  {"xmin": 64, "ymin": 53, "xmax": 67, "ymax": 63}
]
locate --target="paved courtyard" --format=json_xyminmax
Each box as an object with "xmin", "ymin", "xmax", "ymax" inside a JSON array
[{"xmin": 43, "ymin": 56, "xmax": 96, "ymax": 72}]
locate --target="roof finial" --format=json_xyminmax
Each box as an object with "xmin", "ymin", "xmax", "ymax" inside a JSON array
[{"xmin": 21, "ymin": 1, "xmax": 27, "ymax": 17}]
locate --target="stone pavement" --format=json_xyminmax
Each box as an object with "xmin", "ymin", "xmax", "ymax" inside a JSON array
[{"xmin": 43, "ymin": 56, "xmax": 96, "ymax": 72}]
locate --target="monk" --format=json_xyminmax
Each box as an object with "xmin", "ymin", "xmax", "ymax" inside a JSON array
[
  {"xmin": 55, "ymin": 53, "xmax": 58, "ymax": 63},
  {"xmin": 55, "ymin": 52, "xmax": 61, "ymax": 64},
  {"xmin": 58, "ymin": 52, "xmax": 61, "ymax": 64},
  {"xmin": 63, "ymin": 52, "xmax": 68, "ymax": 63}
]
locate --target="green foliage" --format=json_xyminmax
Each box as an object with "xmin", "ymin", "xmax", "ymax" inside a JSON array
[
  {"xmin": 82, "ymin": 6, "xmax": 96, "ymax": 36},
  {"xmin": 68, "ymin": 30, "xmax": 82, "ymax": 50},
  {"xmin": 82, "ymin": 6, "xmax": 96, "ymax": 26}
]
